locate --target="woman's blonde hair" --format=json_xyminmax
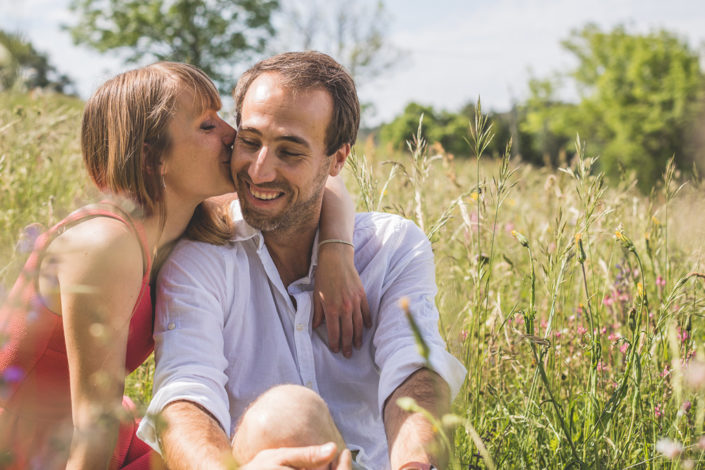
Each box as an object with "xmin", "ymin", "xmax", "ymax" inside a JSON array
[
  {"xmin": 81, "ymin": 62, "xmax": 234, "ymax": 245},
  {"xmin": 81, "ymin": 61, "xmax": 221, "ymax": 216}
]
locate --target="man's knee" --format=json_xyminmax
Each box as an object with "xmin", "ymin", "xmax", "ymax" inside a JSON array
[{"xmin": 232, "ymin": 384, "xmax": 345, "ymax": 464}]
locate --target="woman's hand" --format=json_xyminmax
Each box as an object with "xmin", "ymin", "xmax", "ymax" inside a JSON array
[{"xmin": 314, "ymin": 242, "xmax": 371, "ymax": 358}]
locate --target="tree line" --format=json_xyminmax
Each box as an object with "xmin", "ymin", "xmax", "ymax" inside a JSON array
[{"xmin": 378, "ymin": 24, "xmax": 704, "ymax": 190}]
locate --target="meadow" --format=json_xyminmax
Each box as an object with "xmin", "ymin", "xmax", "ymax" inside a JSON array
[{"xmin": 2, "ymin": 92, "xmax": 705, "ymax": 469}]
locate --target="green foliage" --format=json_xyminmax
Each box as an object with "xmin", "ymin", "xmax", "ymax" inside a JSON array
[
  {"xmin": 378, "ymin": 101, "xmax": 514, "ymax": 158},
  {"xmin": 66, "ymin": 0, "xmax": 279, "ymax": 93},
  {"xmin": 0, "ymin": 92, "xmax": 89, "ymax": 289},
  {"xmin": 522, "ymin": 24, "xmax": 705, "ymax": 190},
  {"xmin": 0, "ymin": 30, "xmax": 74, "ymax": 93}
]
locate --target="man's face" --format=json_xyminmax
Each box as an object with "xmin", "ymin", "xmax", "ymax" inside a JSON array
[{"xmin": 232, "ymin": 72, "xmax": 343, "ymax": 233}]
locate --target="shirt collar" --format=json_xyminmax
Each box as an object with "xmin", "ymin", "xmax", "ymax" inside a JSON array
[{"xmin": 229, "ymin": 200, "xmax": 320, "ymax": 281}]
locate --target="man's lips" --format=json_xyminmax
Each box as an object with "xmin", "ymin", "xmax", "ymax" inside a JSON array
[{"xmin": 246, "ymin": 182, "xmax": 284, "ymax": 201}]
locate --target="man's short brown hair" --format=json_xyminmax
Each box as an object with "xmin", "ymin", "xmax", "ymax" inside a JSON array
[{"xmin": 233, "ymin": 51, "xmax": 360, "ymax": 156}]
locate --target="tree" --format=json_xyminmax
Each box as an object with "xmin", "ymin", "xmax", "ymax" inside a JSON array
[
  {"xmin": 66, "ymin": 0, "xmax": 279, "ymax": 93},
  {"xmin": 271, "ymin": 0, "xmax": 402, "ymax": 84},
  {"xmin": 379, "ymin": 101, "xmax": 516, "ymax": 159},
  {"xmin": 0, "ymin": 30, "xmax": 74, "ymax": 93},
  {"xmin": 522, "ymin": 24, "xmax": 704, "ymax": 189}
]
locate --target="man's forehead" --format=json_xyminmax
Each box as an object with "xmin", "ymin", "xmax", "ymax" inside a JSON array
[{"xmin": 240, "ymin": 73, "xmax": 333, "ymax": 142}]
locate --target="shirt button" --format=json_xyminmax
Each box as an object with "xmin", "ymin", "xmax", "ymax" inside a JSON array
[
  {"xmin": 296, "ymin": 323, "xmax": 304, "ymax": 331},
  {"xmin": 167, "ymin": 322, "xmax": 175, "ymax": 330}
]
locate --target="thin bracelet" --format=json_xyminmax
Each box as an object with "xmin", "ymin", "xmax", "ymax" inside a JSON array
[{"xmin": 318, "ymin": 238, "xmax": 354, "ymax": 249}]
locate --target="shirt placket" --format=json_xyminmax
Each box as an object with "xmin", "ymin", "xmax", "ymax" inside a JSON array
[{"xmin": 290, "ymin": 287, "xmax": 318, "ymax": 392}]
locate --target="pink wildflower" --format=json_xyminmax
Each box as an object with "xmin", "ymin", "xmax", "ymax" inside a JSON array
[
  {"xmin": 602, "ymin": 295, "xmax": 614, "ymax": 307},
  {"xmin": 654, "ymin": 404, "xmax": 664, "ymax": 419},
  {"xmin": 660, "ymin": 365, "xmax": 670, "ymax": 378},
  {"xmin": 656, "ymin": 275, "xmax": 666, "ymax": 287},
  {"xmin": 619, "ymin": 343, "xmax": 629, "ymax": 354},
  {"xmin": 576, "ymin": 326, "xmax": 587, "ymax": 336}
]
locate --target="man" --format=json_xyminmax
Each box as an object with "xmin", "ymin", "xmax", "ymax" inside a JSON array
[{"xmin": 137, "ymin": 51, "xmax": 466, "ymax": 470}]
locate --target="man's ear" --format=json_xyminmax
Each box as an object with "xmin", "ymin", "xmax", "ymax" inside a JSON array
[{"xmin": 329, "ymin": 143, "xmax": 351, "ymax": 177}]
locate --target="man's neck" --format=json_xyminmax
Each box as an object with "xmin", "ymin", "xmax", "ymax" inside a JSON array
[{"xmin": 263, "ymin": 220, "xmax": 319, "ymax": 287}]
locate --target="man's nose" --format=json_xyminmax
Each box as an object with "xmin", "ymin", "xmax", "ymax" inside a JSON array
[{"xmin": 249, "ymin": 147, "xmax": 276, "ymax": 184}]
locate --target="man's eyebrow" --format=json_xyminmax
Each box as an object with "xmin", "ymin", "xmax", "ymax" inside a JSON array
[{"xmin": 238, "ymin": 127, "xmax": 310, "ymax": 147}]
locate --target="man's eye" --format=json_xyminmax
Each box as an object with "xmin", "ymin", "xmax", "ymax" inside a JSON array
[
  {"xmin": 238, "ymin": 138, "xmax": 259, "ymax": 148},
  {"xmin": 280, "ymin": 149, "xmax": 302, "ymax": 157},
  {"xmin": 200, "ymin": 123, "xmax": 216, "ymax": 130}
]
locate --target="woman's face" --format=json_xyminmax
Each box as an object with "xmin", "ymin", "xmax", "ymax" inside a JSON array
[{"xmin": 161, "ymin": 88, "xmax": 236, "ymax": 206}]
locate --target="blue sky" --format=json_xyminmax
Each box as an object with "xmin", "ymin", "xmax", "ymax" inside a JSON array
[{"xmin": 2, "ymin": 0, "xmax": 704, "ymax": 125}]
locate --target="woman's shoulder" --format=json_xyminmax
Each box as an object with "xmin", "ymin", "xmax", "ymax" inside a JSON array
[{"xmin": 46, "ymin": 215, "xmax": 145, "ymax": 279}]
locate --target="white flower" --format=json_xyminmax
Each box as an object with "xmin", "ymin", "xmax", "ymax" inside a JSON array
[
  {"xmin": 684, "ymin": 360, "xmax": 705, "ymax": 389},
  {"xmin": 655, "ymin": 438, "xmax": 683, "ymax": 459}
]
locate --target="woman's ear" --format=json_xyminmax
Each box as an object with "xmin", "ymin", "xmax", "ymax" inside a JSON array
[{"xmin": 143, "ymin": 142, "xmax": 166, "ymax": 175}]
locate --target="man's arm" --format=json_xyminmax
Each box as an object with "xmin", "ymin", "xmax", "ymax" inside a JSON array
[
  {"xmin": 160, "ymin": 400, "xmax": 353, "ymax": 470},
  {"xmin": 159, "ymin": 401, "xmax": 233, "ymax": 470},
  {"xmin": 383, "ymin": 368, "xmax": 451, "ymax": 470}
]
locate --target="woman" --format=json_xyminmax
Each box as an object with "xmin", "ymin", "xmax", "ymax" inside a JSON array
[{"xmin": 0, "ymin": 62, "xmax": 365, "ymax": 470}]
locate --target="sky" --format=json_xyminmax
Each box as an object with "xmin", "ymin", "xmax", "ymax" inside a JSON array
[{"xmin": 1, "ymin": 0, "xmax": 704, "ymax": 126}]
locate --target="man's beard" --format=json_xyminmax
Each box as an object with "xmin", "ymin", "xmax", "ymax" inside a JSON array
[{"xmin": 235, "ymin": 164, "xmax": 329, "ymax": 234}]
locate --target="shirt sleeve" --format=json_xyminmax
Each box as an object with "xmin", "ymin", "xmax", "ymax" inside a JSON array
[
  {"xmin": 371, "ymin": 217, "xmax": 467, "ymax": 415},
  {"xmin": 136, "ymin": 240, "xmax": 233, "ymax": 455}
]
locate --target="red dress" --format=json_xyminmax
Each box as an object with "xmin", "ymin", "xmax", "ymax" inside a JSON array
[{"xmin": 0, "ymin": 205, "xmax": 160, "ymax": 469}]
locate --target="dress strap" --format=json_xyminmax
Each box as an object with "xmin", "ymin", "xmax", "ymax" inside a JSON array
[{"xmin": 50, "ymin": 202, "xmax": 152, "ymax": 278}]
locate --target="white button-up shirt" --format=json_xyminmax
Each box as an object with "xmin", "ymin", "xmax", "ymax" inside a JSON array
[{"xmin": 138, "ymin": 207, "xmax": 466, "ymax": 470}]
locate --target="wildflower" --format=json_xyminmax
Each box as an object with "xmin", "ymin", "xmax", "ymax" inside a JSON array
[
  {"xmin": 660, "ymin": 365, "xmax": 670, "ymax": 378},
  {"xmin": 603, "ymin": 295, "xmax": 614, "ymax": 307},
  {"xmin": 596, "ymin": 361, "xmax": 609, "ymax": 372},
  {"xmin": 614, "ymin": 227, "xmax": 636, "ymax": 252},
  {"xmin": 684, "ymin": 360, "xmax": 705, "ymax": 389},
  {"xmin": 15, "ymin": 223, "xmax": 44, "ymax": 254},
  {"xmin": 656, "ymin": 275, "xmax": 666, "ymax": 287},
  {"xmin": 680, "ymin": 401, "xmax": 692, "ymax": 414},
  {"xmin": 575, "ymin": 232, "xmax": 586, "ymax": 263},
  {"xmin": 637, "ymin": 282, "xmax": 644, "ymax": 298},
  {"xmin": 655, "ymin": 438, "xmax": 682, "ymax": 459},
  {"xmin": 654, "ymin": 404, "xmax": 664, "ymax": 419},
  {"xmin": 511, "ymin": 230, "xmax": 529, "ymax": 247},
  {"xmin": 608, "ymin": 332, "xmax": 620, "ymax": 343},
  {"xmin": 652, "ymin": 216, "xmax": 660, "ymax": 226},
  {"xmin": 675, "ymin": 326, "xmax": 689, "ymax": 344},
  {"xmin": 459, "ymin": 330, "xmax": 468, "ymax": 341},
  {"xmin": 554, "ymin": 331, "xmax": 562, "ymax": 339},
  {"xmin": 470, "ymin": 191, "xmax": 479, "ymax": 201},
  {"xmin": 504, "ymin": 222, "xmax": 515, "ymax": 233},
  {"xmin": 619, "ymin": 343, "xmax": 629, "ymax": 354},
  {"xmin": 576, "ymin": 326, "xmax": 587, "ymax": 336},
  {"xmin": 2, "ymin": 366, "xmax": 24, "ymax": 383},
  {"xmin": 576, "ymin": 303, "xmax": 584, "ymax": 314}
]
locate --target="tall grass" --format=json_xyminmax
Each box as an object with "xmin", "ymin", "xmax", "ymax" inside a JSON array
[{"xmin": 3, "ymin": 92, "xmax": 705, "ymax": 468}]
